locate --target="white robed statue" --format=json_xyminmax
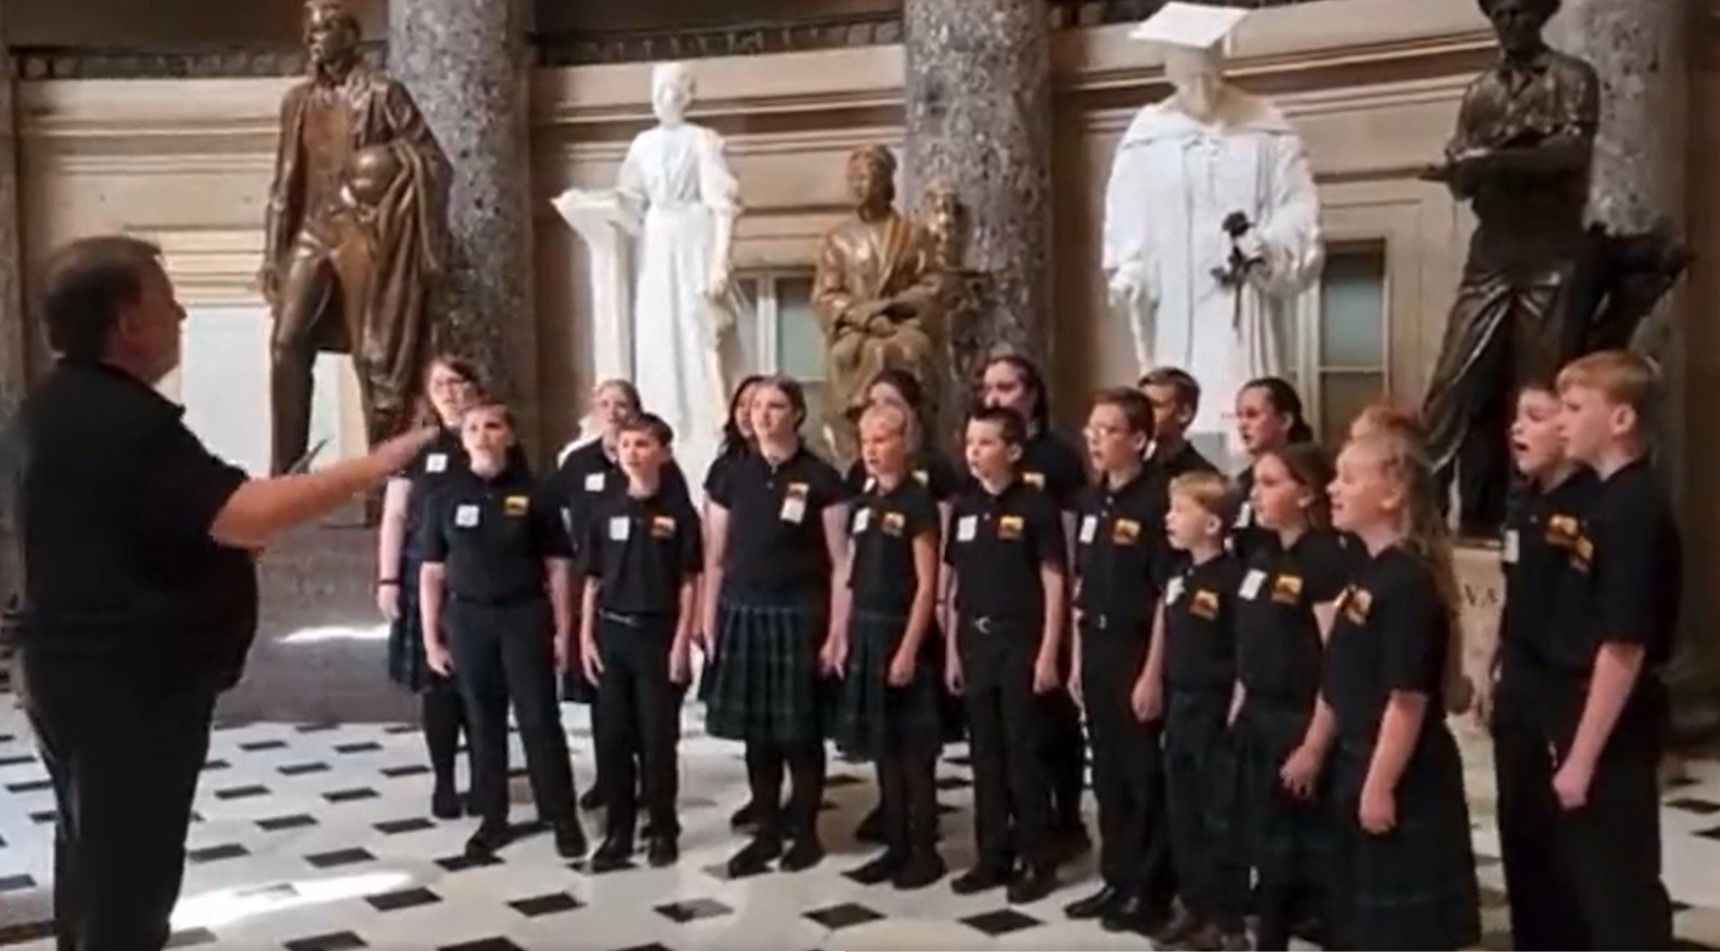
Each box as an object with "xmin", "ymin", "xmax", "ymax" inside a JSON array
[
  {"xmin": 1103, "ymin": 3, "xmax": 1322, "ymax": 461},
  {"xmin": 552, "ymin": 61, "xmax": 744, "ymax": 488}
]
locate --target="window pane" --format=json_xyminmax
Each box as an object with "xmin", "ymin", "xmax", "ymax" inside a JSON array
[
  {"xmin": 1318, "ymin": 371, "xmax": 1387, "ymax": 446},
  {"xmin": 775, "ymin": 276, "xmax": 825, "ymax": 382},
  {"xmin": 730, "ymin": 277, "xmax": 763, "ymax": 376},
  {"xmin": 1318, "ymin": 245, "xmax": 1386, "ymax": 369}
]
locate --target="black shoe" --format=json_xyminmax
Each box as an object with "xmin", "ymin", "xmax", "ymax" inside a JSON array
[
  {"xmin": 1006, "ymin": 863, "xmax": 1057, "ymax": 905},
  {"xmin": 892, "ymin": 850, "xmax": 945, "ymax": 891},
  {"xmin": 1100, "ymin": 895, "xmax": 1169, "ymax": 935},
  {"xmin": 578, "ymin": 787, "xmax": 605, "ymax": 811},
  {"xmin": 588, "ymin": 837, "xmax": 632, "ymax": 873},
  {"xmin": 464, "ymin": 823, "xmax": 510, "ymax": 860},
  {"xmin": 846, "ymin": 850, "xmax": 904, "ymax": 885},
  {"xmin": 854, "ymin": 807, "xmax": 885, "ymax": 845},
  {"xmin": 639, "ymin": 819, "xmax": 656, "ymax": 841},
  {"xmin": 553, "ymin": 818, "xmax": 588, "ymax": 859},
  {"xmin": 646, "ymin": 836, "xmax": 678, "ymax": 868},
  {"xmin": 780, "ymin": 834, "xmax": 825, "ymax": 872},
  {"xmin": 1155, "ymin": 909, "xmax": 1203, "ymax": 948},
  {"xmin": 431, "ymin": 783, "xmax": 462, "ymax": 821},
  {"xmin": 1065, "ymin": 885, "xmax": 1121, "ymax": 920},
  {"xmin": 728, "ymin": 800, "xmax": 760, "ymax": 832},
  {"xmin": 950, "ymin": 864, "xmax": 1011, "ymax": 895},
  {"xmin": 464, "ymin": 792, "xmax": 481, "ymax": 817},
  {"xmin": 725, "ymin": 834, "xmax": 782, "ymax": 878}
]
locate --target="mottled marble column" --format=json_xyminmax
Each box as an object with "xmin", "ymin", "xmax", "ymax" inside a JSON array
[
  {"xmin": 903, "ymin": 0, "xmax": 1051, "ymax": 382},
  {"xmin": 388, "ymin": 0, "xmax": 537, "ymax": 426},
  {"xmin": 0, "ymin": 36, "xmax": 24, "ymax": 605}
]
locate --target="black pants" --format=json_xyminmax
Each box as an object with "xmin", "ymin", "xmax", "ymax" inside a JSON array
[
  {"xmin": 1165, "ymin": 688, "xmax": 1245, "ymax": 928},
  {"xmin": 876, "ymin": 746, "xmax": 939, "ymax": 857},
  {"xmin": 745, "ymin": 741, "xmax": 825, "ymax": 842},
  {"xmin": 593, "ymin": 612, "xmax": 682, "ymax": 842},
  {"xmin": 962, "ymin": 626, "xmax": 1052, "ymax": 869},
  {"xmin": 422, "ymin": 678, "xmax": 471, "ymax": 793},
  {"xmin": 448, "ymin": 598, "xmax": 577, "ymax": 827},
  {"xmin": 24, "ymin": 651, "xmax": 216, "ymax": 950},
  {"xmin": 1082, "ymin": 622, "xmax": 1175, "ymax": 905},
  {"xmin": 1041, "ymin": 690, "xmax": 1086, "ymax": 831},
  {"xmin": 1492, "ymin": 663, "xmax": 1587, "ymax": 950},
  {"xmin": 1546, "ymin": 672, "xmax": 1673, "ymax": 950}
]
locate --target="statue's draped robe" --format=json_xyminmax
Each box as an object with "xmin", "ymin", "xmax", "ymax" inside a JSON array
[
  {"xmin": 812, "ymin": 210, "xmax": 941, "ymax": 457},
  {"xmin": 1103, "ymin": 91, "xmax": 1322, "ymax": 460},
  {"xmin": 264, "ymin": 68, "xmax": 450, "ymax": 444},
  {"xmin": 1420, "ymin": 49, "xmax": 1598, "ymax": 528}
]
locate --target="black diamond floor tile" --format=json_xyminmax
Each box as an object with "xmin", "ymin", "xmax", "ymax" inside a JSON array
[
  {"xmin": 5, "ymin": 778, "xmax": 51, "ymax": 793},
  {"xmin": 0, "ymin": 873, "xmax": 34, "ymax": 893},
  {"xmin": 655, "ymin": 897, "xmax": 734, "ymax": 923},
  {"xmin": 306, "ymin": 847, "xmax": 376, "ymax": 869},
  {"xmin": 336, "ymin": 741, "xmax": 384, "ymax": 755},
  {"xmin": 1695, "ymin": 825, "xmax": 1720, "ymax": 841},
  {"xmin": 509, "ymin": 892, "xmax": 584, "ymax": 917},
  {"xmin": 0, "ymin": 753, "xmax": 34, "ymax": 768},
  {"xmin": 324, "ymin": 787, "xmax": 381, "ymax": 803},
  {"xmin": 258, "ymin": 813, "xmax": 319, "ymax": 832},
  {"xmin": 825, "ymin": 773, "xmax": 865, "ymax": 789},
  {"xmin": 1668, "ymin": 797, "xmax": 1720, "ymax": 815},
  {"xmin": 187, "ymin": 843, "xmax": 250, "ymax": 864},
  {"xmin": 438, "ymin": 939, "xmax": 521, "ymax": 951},
  {"xmin": 201, "ymin": 759, "xmax": 231, "ymax": 772},
  {"xmin": 215, "ymin": 784, "xmax": 271, "ymax": 801},
  {"xmin": 805, "ymin": 902, "xmax": 885, "ymax": 931},
  {"xmin": 935, "ymin": 776, "xmax": 973, "ymax": 791},
  {"xmin": 437, "ymin": 852, "xmax": 504, "ymax": 873},
  {"xmin": 0, "ymin": 920, "xmax": 53, "ymax": 946},
  {"xmin": 166, "ymin": 927, "xmax": 218, "ymax": 948},
  {"xmin": 297, "ymin": 723, "xmax": 339, "ymax": 734},
  {"xmin": 960, "ymin": 908, "xmax": 1043, "ymax": 936},
  {"xmin": 283, "ymin": 931, "xmax": 368, "ymax": 951},
  {"xmin": 240, "ymin": 739, "xmax": 289, "ymax": 752},
  {"xmin": 383, "ymin": 723, "xmax": 418, "ymax": 734},
  {"xmin": 374, "ymin": 817, "xmax": 436, "ymax": 836},
  {"xmin": 382, "ymin": 763, "xmax": 434, "ymax": 778},
  {"xmin": 29, "ymin": 809, "xmax": 55, "ymax": 824},
  {"xmin": 618, "ymin": 945, "xmax": 671, "ymax": 952},
  {"xmin": 279, "ymin": 762, "xmax": 332, "ymax": 776},
  {"xmin": 367, "ymin": 886, "xmax": 441, "ymax": 912}
]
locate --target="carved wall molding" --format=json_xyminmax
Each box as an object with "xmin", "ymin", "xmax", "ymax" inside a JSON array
[
  {"xmin": 7, "ymin": 41, "xmax": 384, "ymax": 81},
  {"xmin": 130, "ymin": 226, "xmax": 266, "ymax": 305}
]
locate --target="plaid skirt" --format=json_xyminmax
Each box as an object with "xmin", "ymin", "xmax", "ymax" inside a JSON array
[
  {"xmin": 1165, "ymin": 688, "xmax": 1243, "ymax": 841},
  {"xmin": 1230, "ymin": 697, "xmax": 1334, "ymax": 891},
  {"xmin": 385, "ymin": 555, "xmax": 449, "ymax": 693},
  {"xmin": 1328, "ymin": 729, "xmax": 1480, "ymax": 951},
  {"xmin": 833, "ymin": 609, "xmax": 945, "ymax": 760},
  {"xmin": 703, "ymin": 591, "xmax": 835, "ymax": 745}
]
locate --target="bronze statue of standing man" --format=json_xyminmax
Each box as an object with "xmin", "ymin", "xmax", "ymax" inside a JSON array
[
  {"xmin": 1418, "ymin": 0, "xmax": 1598, "ymax": 535},
  {"xmin": 259, "ymin": 0, "xmax": 451, "ymax": 475}
]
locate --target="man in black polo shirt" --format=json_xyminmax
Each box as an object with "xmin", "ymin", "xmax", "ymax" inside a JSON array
[{"xmin": 3, "ymin": 235, "xmax": 432, "ymax": 949}]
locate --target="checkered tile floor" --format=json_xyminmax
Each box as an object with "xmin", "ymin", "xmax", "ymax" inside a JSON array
[{"xmin": 0, "ymin": 692, "xmax": 1717, "ymax": 950}]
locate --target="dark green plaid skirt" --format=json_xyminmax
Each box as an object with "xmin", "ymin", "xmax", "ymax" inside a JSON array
[
  {"xmin": 1329, "ymin": 731, "xmax": 1481, "ymax": 951},
  {"xmin": 833, "ymin": 609, "xmax": 944, "ymax": 760},
  {"xmin": 1230, "ymin": 697, "xmax": 1334, "ymax": 891},
  {"xmin": 1165, "ymin": 688, "xmax": 1246, "ymax": 918},
  {"xmin": 385, "ymin": 555, "xmax": 451, "ymax": 693},
  {"xmin": 704, "ymin": 591, "xmax": 834, "ymax": 745}
]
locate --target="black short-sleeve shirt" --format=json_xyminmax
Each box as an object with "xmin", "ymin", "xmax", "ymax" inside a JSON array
[
  {"xmin": 1234, "ymin": 528, "xmax": 1349, "ymax": 706},
  {"xmin": 1161, "ymin": 553, "xmax": 1245, "ymax": 692},
  {"xmin": 1322, "ymin": 545, "xmax": 1449, "ymax": 746},
  {"xmin": 400, "ymin": 430, "xmax": 530, "ymax": 553},
  {"xmin": 710, "ymin": 446, "xmax": 850, "ymax": 595},
  {"xmin": 704, "ymin": 448, "xmax": 747, "ymax": 496},
  {"xmin": 424, "ymin": 464, "xmax": 573, "ymax": 600},
  {"xmin": 1499, "ymin": 468, "xmax": 1599, "ymax": 669},
  {"xmin": 583, "ymin": 489, "xmax": 703, "ymax": 616},
  {"xmin": 846, "ymin": 448, "xmax": 965, "ymax": 503},
  {"xmin": 5, "ymin": 361, "xmax": 254, "ymax": 687},
  {"xmin": 1075, "ymin": 470, "xmax": 1166, "ymax": 630},
  {"xmin": 946, "ymin": 479, "xmax": 1067, "ymax": 621},
  {"xmin": 548, "ymin": 440, "xmax": 692, "ymax": 559},
  {"xmin": 1020, "ymin": 429, "xmax": 1089, "ymax": 511},
  {"xmin": 1228, "ymin": 465, "xmax": 1273, "ymax": 561},
  {"xmin": 848, "ymin": 477, "xmax": 941, "ymax": 618}
]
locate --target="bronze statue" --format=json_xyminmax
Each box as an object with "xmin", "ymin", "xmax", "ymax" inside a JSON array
[
  {"xmin": 812, "ymin": 146, "xmax": 943, "ymax": 460},
  {"xmin": 259, "ymin": 0, "xmax": 450, "ymax": 474}
]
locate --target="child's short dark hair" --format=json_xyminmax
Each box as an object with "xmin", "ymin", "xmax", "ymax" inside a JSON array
[
  {"xmin": 1093, "ymin": 386, "xmax": 1154, "ymax": 434},
  {"xmin": 1138, "ymin": 366, "xmax": 1202, "ymax": 417},
  {"xmin": 966, "ymin": 403, "xmax": 1028, "ymax": 447},
  {"xmin": 619, "ymin": 412, "xmax": 675, "ymax": 448}
]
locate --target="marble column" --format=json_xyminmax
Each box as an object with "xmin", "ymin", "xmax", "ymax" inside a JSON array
[
  {"xmin": 0, "ymin": 35, "xmax": 24, "ymax": 606},
  {"xmin": 387, "ymin": 0, "xmax": 537, "ymax": 432},
  {"xmin": 903, "ymin": 0, "xmax": 1051, "ymax": 388}
]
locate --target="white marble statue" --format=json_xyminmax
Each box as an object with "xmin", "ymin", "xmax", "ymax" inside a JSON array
[
  {"xmin": 551, "ymin": 61, "xmax": 744, "ymax": 487},
  {"xmin": 1103, "ymin": 3, "xmax": 1322, "ymax": 458}
]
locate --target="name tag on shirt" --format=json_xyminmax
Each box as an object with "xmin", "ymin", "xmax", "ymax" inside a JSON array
[
  {"xmin": 455, "ymin": 504, "xmax": 480, "ymax": 528},
  {"xmin": 1235, "ymin": 502, "xmax": 1254, "ymax": 528},
  {"xmin": 957, "ymin": 515, "xmax": 978, "ymax": 542},
  {"xmin": 853, "ymin": 509, "xmax": 873, "ymax": 534},
  {"xmin": 1503, "ymin": 529, "xmax": 1520, "ymax": 565},
  {"xmin": 1240, "ymin": 569, "xmax": 1266, "ymax": 600},
  {"xmin": 914, "ymin": 468, "xmax": 929, "ymax": 485},
  {"xmin": 584, "ymin": 472, "xmax": 606, "ymax": 492},
  {"xmin": 609, "ymin": 516, "xmax": 631, "ymax": 541},
  {"xmin": 1023, "ymin": 471, "xmax": 1045, "ymax": 489},
  {"xmin": 1079, "ymin": 515, "xmax": 1097, "ymax": 544},
  {"xmin": 781, "ymin": 495, "xmax": 807, "ymax": 524},
  {"xmin": 426, "ymin": 453, "xmax": 448, "ymax": 474},
  {"xmin": 1166, "ymin": 577, "xmax": 1186, "ymax": 604}
]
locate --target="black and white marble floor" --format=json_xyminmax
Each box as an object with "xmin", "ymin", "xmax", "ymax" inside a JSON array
[{"xmin": 0, "ymin": 691, "xmax": 1717, "ymax": 950}]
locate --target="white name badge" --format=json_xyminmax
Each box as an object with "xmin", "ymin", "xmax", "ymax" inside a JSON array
[
  {"xmin": 1079, "ymin": 515, "xmax": 1097, "ymax": 544},
  {"xmin": 454, "ymin": 504, "xmax": 480, "ymax": 528},
  {"xmin": 609, "ymin": 516, "xmax": 631, "ymax": 541},
  {"xmin": 426, "ymin": 453, "xmax": 448, "ymax": 474},
  {"xmin": 1166, "ymin": 576, "xmax": 1186, "ymax": 604},
  {"xmin": 1240, "ymin": 569, "xmax": 1267, "ymax": 600},
  {"xmin": 1503, "ymin": 529, "xmax": 1520, "ymax": 565},
  {"xmin": 781, "ymin": 496, "xmax": 807, "ymax": 524},
  {"xmin": 1235, "ymin": 502, "xmax": 1254, "ymax": 528},
  {"xmin": 854, "ymin": 509, "xmax": 872, "ymax": 534},
  {"xmin": 584, "ymin": 472, "xmax": 606, "ymax": 492},
  {"xmin": 957, "ymin": 515, "xmax": 978, "ymax": 542}
]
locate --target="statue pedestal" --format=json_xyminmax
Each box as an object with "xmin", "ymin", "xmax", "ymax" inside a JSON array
[
  {"xmin": 216, "ymin": 506, "xmax": 414, "ymax": 726},
  {"xmin": 1453, "ymin": 542, "xmax": 1503, "ymax": 821}
]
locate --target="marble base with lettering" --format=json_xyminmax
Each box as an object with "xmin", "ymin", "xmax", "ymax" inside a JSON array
[{"xmin": 1453, "ymin": 542, "xmax": 1503, "ymax": 815}]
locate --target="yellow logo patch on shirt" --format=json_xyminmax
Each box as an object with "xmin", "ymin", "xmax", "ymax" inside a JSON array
[
  {"xmin": 786, "ymin": 481, "xmax": 810, "ymax": 498},
  {"xmin": 1271, "ymin": 574, "xmax": 1303, "ymax": 605},
  {"xmin": 998, "ymin": 514, "xmax": 1025, "ymax": 540},
  {"xmin": 1190, "ymin": 588, "xmax": 1221, "ymax": 620},
  {"xmin": 651, "ymin": 515, "xmax": 677, "ymax": 539},
  {"xmin": 882, "ymin": 511, "xmax": 906, "ymax": 536},
  {"xmin": 1340, "ymin": 586, "xmax": 1373, "ymax": 624},
  {"xmin": 1112, "ymin": 518, "xmax": 1141, "ymax": 546},
  {"xmin": 1547, "ymin": 513, "xmax": 1581, "ymax": 547},
  {"xmin": 504, "ymin": 495, "xmax": 530, "ymax": 516},
  {"xmin": 1022, "ymin": 471, "xmax": 1045, "ymax": 489},
  {"xmin": 1571, "ymin": 534, "xmax": 1594, "ymax": 573}
]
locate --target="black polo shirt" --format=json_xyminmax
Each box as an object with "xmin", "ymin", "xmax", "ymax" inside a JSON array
[
  {"xmin": 424, "ymin": 463, "xmax": 572, "ymax": 601},
  {"xmin": 548, "ymin": 439, "xmax": 692, "ymax": 559},
  {"xmin": 5, "ymin": 360, "xmax": 255, "ymax": 689},
  {"xmin": 704, "ymin": 447, "xmax": 748, "ymax": 497},
  {"xmin": 583, "ymin": 488, "xmax": 703, "ymax": 617},
  {"xmin": 1228, "ymin": 464, "xmax": 1272, "ymax": 561},
  {"xmin": 1548, "ymin": 458, "xmax": 1680, "ymax": 672},
  {"xmin": 1234, "ymin": 528, "xmax": 1349, "ymax": 706},
  {"xmin": 1499, "ymin": 468, "xmax": 1599, "ymax": 670},
  {"xmin": 400, "ymin": 430, "xmax": 529, "ymax": 553},
  {"xmin": 1075, "ymin": 468, "xmax": 1165, "ymax": 631},
  {"xmin": 1161, "ymin": 552, "xmax": 1244, "ymax": 693},
  {"xmin": 848, "ymin": 476, "xmax": 940, "ymax": 618},
  {"xmin": 1020, "ymin": 429, "xmax": 1089, "ymax": 511},
  {"xmin": 846, "ymin": 447, "xmax": 965, "ymax": 503},
  {"xmin": 1147, "ymin": 439, "xmax": 1218, "ymax": 481},
  {"xmin": 710, "ymin": 445, "xmax": 849, "ymax": 596},
  {"xmin": 945, "ymin": 478, "xmax": 1067, "ymax": 622},
  {"xmin": 1322, "ymin": 545, "xmax": 1449, "ymax": 746}
]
